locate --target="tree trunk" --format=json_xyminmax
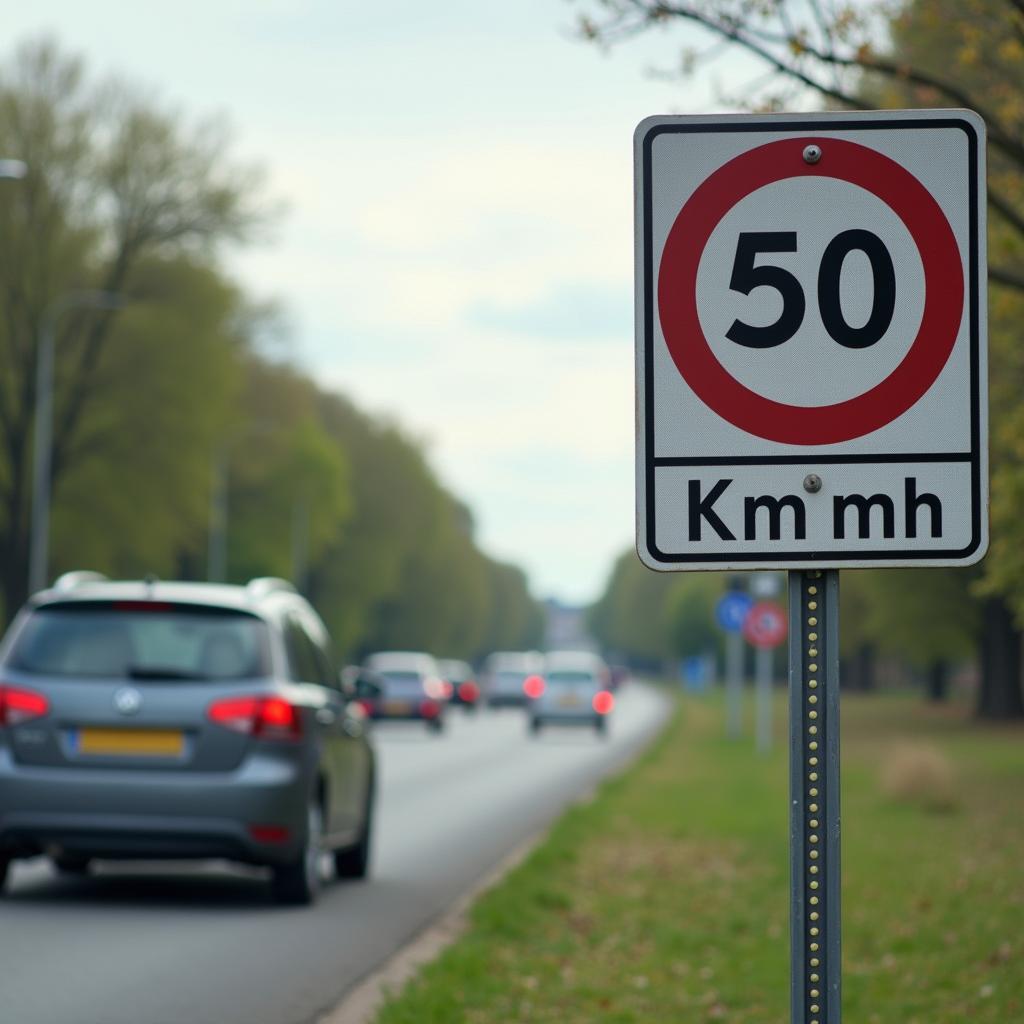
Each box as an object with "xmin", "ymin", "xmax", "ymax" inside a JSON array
[
  {"xmin": 926, "ymin": 660, "xmax": 949, "ymax": 702},
  {"xmin": 977, "ymin": 596, "xmax": 1024, "ymax": 719}
]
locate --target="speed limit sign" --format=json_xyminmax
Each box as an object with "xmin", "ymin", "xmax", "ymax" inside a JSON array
[{"xmin": 635, "ymin": 110, "xmax": 987, "ymax": 570}]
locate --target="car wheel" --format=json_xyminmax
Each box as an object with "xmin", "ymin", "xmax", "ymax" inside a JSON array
[
  {"xmin": 428, "ymin": 716, "xmax": 444, "ymax": 734},
  {"xmin": 0, "ymin": 857, "xmax": 9, "ymax": 894},
  {"xmin": 595, "ymin": 716, "xmax": 608, "ymax": 737},
  {"xmin": 334, "ymin": 778, "xmax": 374, "ymax": 880},
  {"xmin": 529, "ymin": 717, "xmax": 542, "ymax": 736},
  {"xmin": 51, "ymin": 853, "xmax": 91, "ymax": 876},
  {"xmin": 272, "ymin": 800, "xmax": 323, "ymax": 906}
]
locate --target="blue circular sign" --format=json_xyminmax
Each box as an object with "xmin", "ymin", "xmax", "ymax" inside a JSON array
[{"xmin": 716, "ymin": 591, "xmax": 754, "ymax": 633}]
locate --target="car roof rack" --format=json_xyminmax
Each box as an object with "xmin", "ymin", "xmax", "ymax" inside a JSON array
[
  {"xmin": 51, "ymin": 570, "xmax": 109, "ymax": 592},
  {"xmin": 246, "ymin": 577, "xmax": 297, "ymax": 599}
]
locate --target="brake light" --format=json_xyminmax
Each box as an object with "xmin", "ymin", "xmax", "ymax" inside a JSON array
[
  {"xmin": 420, "ymin": 699, "xmax": 442, "ymax": 719},
  {"xmin": 523, "ymin": 675, "xmax": 545, "ymax": 699},
  {"xmin": 0, "ymin": 685, "xmax": 50, "ymax": 726},
  {"xmin": 423, "ymin": 677, "xmax": 447, "ymax": 700},
  {"xmin": 593, "ymin": 691, "xmax": 615, "ymax": 715},
  {"xmin": 207, "ymin": 695, "xmax": 302, "ymax": 740},
  {"xmin": 248, "ymin": 824, "xmax": 291, "ymax": 844},
  {"xmin": 458, "ymin": 680, "xmax": 480, "ymax": 702}
]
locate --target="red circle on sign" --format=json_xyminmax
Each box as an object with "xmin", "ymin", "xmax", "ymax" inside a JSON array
[
  {"xmin": 743, "ymin": 601, "xmax": 788, "ymax": 649},
  {"xmin": 657, "ymin": 137, "xmax": 964, "ymax": 445}
]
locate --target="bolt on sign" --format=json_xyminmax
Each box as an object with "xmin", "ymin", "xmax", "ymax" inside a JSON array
[{"xmin": 634, "ymin": 110, "xmax": 988, "ymax": 570}]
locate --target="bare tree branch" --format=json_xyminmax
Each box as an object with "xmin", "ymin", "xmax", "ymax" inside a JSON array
[{"xmin": 989, "ymin": 263, "xmax": 1024, "ymax": 290}]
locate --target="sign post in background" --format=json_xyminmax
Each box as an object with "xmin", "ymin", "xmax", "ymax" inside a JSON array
[
  {"xmin": 716, "ymin": 589, "xmax": 753, "ymax": 738},
  {"xmin": 743, "ymin": 594, "xmax": 787, "ymax": 753},
  {"xmin": 635, "ymin": 110, "xmax": 987, "ymax": 1023}
]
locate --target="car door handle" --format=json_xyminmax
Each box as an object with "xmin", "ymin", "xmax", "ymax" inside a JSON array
[{"xmin": 316, "ymin": 708, "xmax": 337, "ymax": 726}]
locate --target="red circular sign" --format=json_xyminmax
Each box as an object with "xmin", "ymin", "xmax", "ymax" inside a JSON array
[
  {"xmin": 657, "ymin": 137, "xmax": 964, "ymax": 445},
  {"xmin": 743, "ymin": 601, "xmax": 788, "ymax": 649}
]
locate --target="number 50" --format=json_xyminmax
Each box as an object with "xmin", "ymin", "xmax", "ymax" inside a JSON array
[{"xmin": 725, "ymin": 230, "xmax": 897, "ymax": 350}]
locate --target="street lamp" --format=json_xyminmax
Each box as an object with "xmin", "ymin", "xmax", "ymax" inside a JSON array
[
  {"xmin": 207, "ymin": 421, "xmax": 279, "ymax": 583},
  {"xmin": 28, "ymin": 290, "xmax": 126, "ymax": 593}
]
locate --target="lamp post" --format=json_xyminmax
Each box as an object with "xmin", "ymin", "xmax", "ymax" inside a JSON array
[
  {"xmin": 28, "ymin": 290, "xmax": 125, "ymax": 593},
  {"xmin": 207, "ymin": 421, "xmax": 279, "ymax": 583}
]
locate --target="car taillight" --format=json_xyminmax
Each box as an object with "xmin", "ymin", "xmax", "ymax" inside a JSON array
[
  {"xmin": 248, "ymin": 824, "xmax": 291, "ymax": 844},
  {"xmin": 593, "ymin": 691, "xmax": 615, "ymax": 715},
  {"xmin": 0, "ymin": 684, "xmax": 50, "ymax": 726},
  {"xmin": 423, "ymin": 677, "xmax": 447, "ymax": 700},
  {"xmin": 420, "ymin": 699, "xmax": 442, "ymax": 719},
  {"xmin": 207, "ymin": 695, "xmax": 302, "ymax": 740},
  {"xmin": 523, "ymin": 675, "xmax": 545, "ymax": 699},
  {"xmin": 459, "ymin": 681, "xmax": 480, "ymax": 702}
]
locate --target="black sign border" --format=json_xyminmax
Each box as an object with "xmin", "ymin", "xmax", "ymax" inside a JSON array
[{"xmin": 640, "ymin": 116, "xmax": 983, "ymax": 565}]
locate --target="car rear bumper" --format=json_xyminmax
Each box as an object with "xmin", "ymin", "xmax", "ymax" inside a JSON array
[
  {"xmin": 0, "ymin": 751, "xmax": 311, "ymax": 865},
  {"xmin": 368, "ymin": 699, "xmax": 443, "ymax": 721},
  {"xmin": 532, "ymin": 712, "xmax": 603, "ymax": 726},
  {"xmin": 486, "ymin": 694, "xmax": 528, "ymax": 708}
]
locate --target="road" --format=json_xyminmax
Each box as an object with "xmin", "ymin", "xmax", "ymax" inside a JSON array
[{"xmin": 0, "ymin": 682, "xmax": 667, "ymax": 1024}]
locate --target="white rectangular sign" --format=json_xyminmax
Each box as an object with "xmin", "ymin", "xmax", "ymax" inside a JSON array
[{"xmin": 635, "ymin": 110, "xmax": 987, "ymax": 570}]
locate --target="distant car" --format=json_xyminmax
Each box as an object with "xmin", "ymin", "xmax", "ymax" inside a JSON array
[
  {"xmin": 0, "ymin": 572, "xmax": 375, "ymax": 905},
  {"xmin": 528, "ymin": 650, "xmax": 614, "ymax": 736},
  {"xmin": 438, "ymin": 659, "xmax": 480, "ymax": 711},
  {"xmin": 362, "ymin": 651, "xmax": 448, "ymax": 732},
  {"xmin": 482, "ymin": 651, "xmax": 545, "ymax": 709}
]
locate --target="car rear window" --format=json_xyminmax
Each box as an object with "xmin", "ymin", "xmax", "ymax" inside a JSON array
[
  {"xmin": 8, "ymin": 603, "xmax": 271, "ymax": 680},
  {"xmin": 379, "ymin": 671, "xmax": 423, "ymax": 685},
  {"xmin": 495, "ymin": 670, "xmax": 528, "ymax": 683},
  {"xmin": 546, "ymin": 671, "xmax": 597, "ymax": 686}
]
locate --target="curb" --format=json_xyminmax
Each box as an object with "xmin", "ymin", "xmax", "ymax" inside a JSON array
[
  {"xmin": 317, "ymin": 683, "xmax": 672, "ymax": 1024},
  {"xmin": 316, "ymin": 831, "xmax": 542, "ymax": 1024}
]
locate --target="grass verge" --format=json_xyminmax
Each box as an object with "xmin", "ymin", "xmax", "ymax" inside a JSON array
[{"xmin": 374, "ymin": 689, "xmax": 1024, "ymax": 1023}]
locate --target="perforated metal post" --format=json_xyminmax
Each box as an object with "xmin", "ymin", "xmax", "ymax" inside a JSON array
[{"xmin": 789, "ymin": 570, "xmax": 840, "ymax": 1024}]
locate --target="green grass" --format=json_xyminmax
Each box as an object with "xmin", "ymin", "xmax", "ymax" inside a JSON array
[{"xmin": 374, "ymin": 689, "xmax": 1024, "ymax": 1023}]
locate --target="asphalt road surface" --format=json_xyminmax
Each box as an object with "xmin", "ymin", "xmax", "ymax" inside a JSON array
[{"xmin": 1, "ymin": 682, "xmax": 668, "ymax": 1024}]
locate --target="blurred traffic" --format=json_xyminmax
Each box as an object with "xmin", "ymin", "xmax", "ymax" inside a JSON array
[{"xmin": 0, "ymin": 569, "xmax": 630, "ymax": 910}]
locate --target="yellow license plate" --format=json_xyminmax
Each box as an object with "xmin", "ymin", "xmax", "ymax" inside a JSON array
[
  {"xmin": 76, "ymin": 728, "xmax": 184, "ymax": 757},
  {"xmin": 558, "ymin": 694, "xmax": 581, "ymax": 708},
  {"xmin": 383, "ymin": 700, "xmax": 412, "ymax": 715}
]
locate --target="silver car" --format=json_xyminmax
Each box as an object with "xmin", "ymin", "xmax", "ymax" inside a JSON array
[
  {"xmin": 482, "ymin": 651, "xmax": 544, "ymax": 709},
  {"xmin": 0, "ymin": 573, "xmax": 375, "ymax": 905},
  {"xmin": 362, "ymin": 651, "xmax": 449, "ymax": 733},
  {"xmin": 528, "ymin": 651, "xmax": 614, "ymax": 736}
]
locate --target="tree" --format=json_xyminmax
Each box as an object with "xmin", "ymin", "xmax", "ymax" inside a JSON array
[
  {"xmin": 0, "ymin": 38, "xmax": 264, "ymax": 619},
  {"xmin": 579, "ymin": 0, "xmax": 1024, "ymax": 289},
  {"xmin": 47, "ymin": 256, "xmax": 243, "ymax": 581}
]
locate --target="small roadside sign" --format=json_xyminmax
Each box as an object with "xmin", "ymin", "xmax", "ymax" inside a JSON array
[
  {"xmin": 635, "ymin": 109, "xmax": 987, "ymax": 570},
  {"xmin": 743, "ymin": 600, "xmax": 787, "ymax": 649},
  {"xmin": 716, "ymin": 590, "xmax": 754, "ymax": 632}
]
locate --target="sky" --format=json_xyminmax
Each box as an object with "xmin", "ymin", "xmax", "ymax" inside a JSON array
[{"xmin": 5, "ymin": 1, "xmax": 761, "ymax": 604}]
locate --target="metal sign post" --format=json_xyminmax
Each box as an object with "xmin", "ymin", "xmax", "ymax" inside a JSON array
[
  {"xmin": 726, "ymin": 630, "xmax": 743, "ymax": 739},
  {"xmin": 789, "ymin": 570, "xmax": 840, "ymax": 1024},
  {"xmin": 743, "ymin": 595, "xmax": 787, "ymax": 753},
  {"xmin": 755, "ymin": 645, "xmax": 773, "ymax": 753},
  {"xmin": 717, "ymin": 589, "xmax": 753, "ymax": 739}
]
